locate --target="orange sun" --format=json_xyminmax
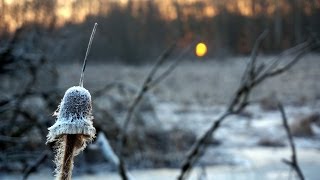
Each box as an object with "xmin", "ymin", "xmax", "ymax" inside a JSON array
[{"xmin": 195, "ymin": 42, "xmax": 207, "ymax": 57}]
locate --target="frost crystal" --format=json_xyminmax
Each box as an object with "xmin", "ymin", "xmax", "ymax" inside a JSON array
[{"xmin": 47, "ymin": 86, "xmax": 96, "ymax": 142}]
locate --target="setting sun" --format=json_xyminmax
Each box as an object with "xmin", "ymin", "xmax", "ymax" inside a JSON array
[{"xmin": 195, "ymin": 42, "xmax": 207, "ymax": 57}]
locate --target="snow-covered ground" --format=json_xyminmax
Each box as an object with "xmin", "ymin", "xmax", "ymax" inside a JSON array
[
  {"xmin": 156, "ymin": 100, "xmax": 320, "ymax": 148},
  {"xmin": 3, "ymin": 101, "xmax": 320, "ymax": 180},
  {"xmin": 7, "ymin": 147, "xmax": 318, "ymax": 180},
  {"xmin": 73, "ymin": 147, "xmax": 320, "ymax": 180}
]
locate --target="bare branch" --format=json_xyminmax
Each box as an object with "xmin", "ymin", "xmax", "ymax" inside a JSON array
[
  {"xmin": 178, "ymin": 112, "xmax": 230, "ymax": 180},
  {"xmin": 95, "ymin": 132, "xmax": 120, "ymax": 166},
  {"xmin": 22, "ymin": 151, "xmax": 49, "ymax": 180},
  {"xmin": 278, "ymin": 103, "xmax": 305, "ymax": 180},
  {"xmin": 120, "ymin": 42, "xmax": 177, "ymax": 136},
  {"xmin": 254, "ymin": 41, "xmax": 312, "ymax": 83},
  {"xmin": 145, "ymin": 42, "xmax": 178, "ymax": 83},
  {"xmin": 148, "ymin": 42, "xmax": 195, "ymax": 88},
  {"xmin": 92, "ymin": 81, "xmax": 138, "ymax": 98},
  {"xmin": 91, "ymin": 132, "xmax": 134, "ymax": 179},
  {"xmin": 0, "ymin": 135, "xmax": 28, "ymax": 143},
  {"xmin": 177, "ymin": 32, "xmax": 318, "ymax": 180},
  {"xmin": 117, "ymin": 41, "xmax": 193, "ymax": 180},
  {"xmin": 241, "ymin": 29, "xmax": 269, "ymax": 83}
]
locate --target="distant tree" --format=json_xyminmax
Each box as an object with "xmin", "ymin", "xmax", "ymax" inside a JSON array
[
  {"xmin": 274, "ymin": 0, "xmax": 282, "ymax": 49},
  {"xmin": 288, "ymin": 0, "xmax": 303, "ymax": 44}
]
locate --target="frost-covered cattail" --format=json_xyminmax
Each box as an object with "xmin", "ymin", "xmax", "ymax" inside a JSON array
[
  {"xmin": 47, "ymin": 23, "xmax": 98, "ymax": 180},
  {"xmin": 47, "ymin": 86, "xmax": 95, "ymax": 142},
  {"xmin": 47, "ymin": 86, "xmax": 96, "ymax": 180}
]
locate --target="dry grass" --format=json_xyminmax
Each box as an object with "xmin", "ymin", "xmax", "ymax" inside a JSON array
[{"xmin": 57, "ymin": 54, "xmax": 320, "ymax": 105}]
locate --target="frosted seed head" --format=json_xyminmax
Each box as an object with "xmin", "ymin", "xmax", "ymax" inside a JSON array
[
  {"xmin": 59, "ymin": 86, "xmax": 92, "ymax": 119},
  {"xmin": 47, "ymin": 86, "xmax": 96, "ymax": 142}
]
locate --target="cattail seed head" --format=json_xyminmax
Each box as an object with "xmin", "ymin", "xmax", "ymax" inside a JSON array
[{"xmin": 47, "ymin": 86, "xmax": 96, "ymax": 143}]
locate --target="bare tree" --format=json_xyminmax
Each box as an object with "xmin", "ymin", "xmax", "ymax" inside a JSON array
[
  {"xmin": 274, "ymin": 0, "xmax": 282, "ymax": 48},
  {"xmin": 288, "ymin": 0, "xmax": 303, "ymax": 44}
]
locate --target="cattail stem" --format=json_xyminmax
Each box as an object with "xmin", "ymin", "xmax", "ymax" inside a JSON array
[
  {"xmin": 58, "ymin": 135, "xmax": 77, "ymax": 180},
  {"xmin": 79, "ymin": 23, "xmax": 98, "ymax": 87}
]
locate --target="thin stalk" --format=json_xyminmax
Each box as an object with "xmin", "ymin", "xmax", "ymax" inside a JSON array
[
  {"xmin": 79, "ymin": 23, "xmax": 98, "ymax": 87},
  {"xmin": 58, "ymin": 135, "xmax": 77, "ymax": 180}
]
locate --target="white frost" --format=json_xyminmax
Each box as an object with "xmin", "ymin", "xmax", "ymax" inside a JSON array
[{"xmin": 47, "ymin": 86, "xmax": 96, "ymax": 142}]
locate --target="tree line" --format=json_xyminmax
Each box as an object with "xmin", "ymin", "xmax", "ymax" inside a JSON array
[{"xmin": 0, "ymin": 0, "xmax": 319, "ymax": 63}]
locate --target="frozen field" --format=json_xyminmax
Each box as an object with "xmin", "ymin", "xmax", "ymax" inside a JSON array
[
  {"xmin": 58, "ymin": 54, "xmax": 320, "ymax": 105},
  {"xmin": 2, "ymin": 54, "xmax": 320, "ymax": 179}
]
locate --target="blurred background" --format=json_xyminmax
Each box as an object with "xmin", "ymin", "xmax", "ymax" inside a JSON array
[
  {"xmin": 1, "ymin": 0, "xmax": 320, "ymax": 179},
  {"xmin": 1, "ymin": 0, "xmax": 320, "ymax": 62}
]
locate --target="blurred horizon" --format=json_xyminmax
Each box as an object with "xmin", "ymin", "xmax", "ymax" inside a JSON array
[
  {"xmin": 2, "ymin": 0, "xmax": 319, "ymax": 30},
  {"xmin": 1, "ymin": 0, "xmax": 320, "ymax": 63}
]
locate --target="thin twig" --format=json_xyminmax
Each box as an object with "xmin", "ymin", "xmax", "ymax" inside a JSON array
[
  {"xmin": 10, "ymin": 59, "xmax": 43, "ymax": 126},
  {"xmin": 278, "ymin": 103, "xmax": 305, "ymax": 180},
  {"xmin": 255, "ymin": 41, "xmax": 313, "ymax": 83},
  {"xmin": 122, "ymin": 42, "xmax": 177, "ymax": 133},
  {"xmin": 93, "ymin": 81, "xmax": 137, "ymax": 98},
  {"xmin": 22, "ymin": 151, "xmax": 49, "ymax": 180},
  {"xmin": 148, "ymin": 42, "xmax": 195, "ymax": 88},
  {"xmin": 79, "ymin": 23, "xmax": 98, "ymax": 87},
  {"xmin": 117, "ymin": 41, "xmax": 194, "ymax": 180},
  {"xmin": 241, "ymin": 29, "xmax": 269, "ymax": 83},
  {"xmin": 0, "ymin": 135, "xmax": 28, "ymax": 143},
  {"xmin": 117, "ymin": 42, "xmax": 177, "ymax": 180},
  {"xmin": 179, "ymin": 112, "xmax": 229, "ymax": 179}
]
